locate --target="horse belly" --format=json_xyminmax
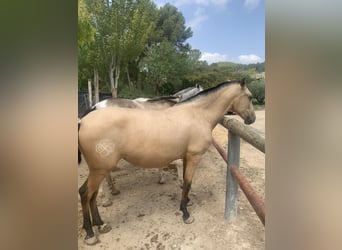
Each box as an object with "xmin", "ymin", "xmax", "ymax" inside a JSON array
[
  {"xmin": 122, "ymin": 139, "xmax": 186, "ymax": 169},
  {"xmin": 124, "ymin": 155, "xmax": 179, "ymax": 169}
]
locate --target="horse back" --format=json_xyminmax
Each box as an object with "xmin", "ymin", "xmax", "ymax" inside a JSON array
[{"xmin": 79, "ymin": 107, "xmax": 212, "ymax": 168}]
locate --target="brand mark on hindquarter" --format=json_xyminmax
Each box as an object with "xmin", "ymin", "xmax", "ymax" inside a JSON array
[{"xmin": 96, "ymin": 140, "xmax": 114, "ymax": 157}]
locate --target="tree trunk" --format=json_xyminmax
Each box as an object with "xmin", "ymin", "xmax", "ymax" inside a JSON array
[
  {"xmin": 113, "ymin": 64, "xmax": 120, "ymax": 97},
  {"xmin": 154, "ymin": 79, "xmax": 160, "ymax": 95},
  {"xmin": 87, "ymin": 79, "xmax": 92, "ymax": 107},
  {"xmin": 109, "ymin": 57, "xmax": 120, "ymax": 98},
  {"xmin": 94, "ymin": 68, "xmax": 99, "ymax": 104},
  {"xmin": 126, "ymin": 65, "xmax": 133, "ymax": 90},
  {"xmin": 111, "ymin": 88, "xmax": 117, "ymax": 98},
  {"xmin": 109, "ymin": 63, "xmax": 116, "ymax": 98}
]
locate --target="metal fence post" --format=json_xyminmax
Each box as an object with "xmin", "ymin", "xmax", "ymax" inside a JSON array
[{"xmin": 225, "ymin": 130, "xmax": 240, "ymax": 221}]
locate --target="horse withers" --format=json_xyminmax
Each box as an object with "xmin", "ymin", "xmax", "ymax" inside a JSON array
[{"xmin": 78, "ymin": 79, "xmax": 255, "ymax": 245}]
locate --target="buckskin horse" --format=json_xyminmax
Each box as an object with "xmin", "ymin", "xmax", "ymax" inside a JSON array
[
  {"xmin": 78, "ymin": 79, "xmax": 255, "ymax": 245},
  {"xmin": 79, "ymin": 85, "xmax": 203, "ymax": 198}
]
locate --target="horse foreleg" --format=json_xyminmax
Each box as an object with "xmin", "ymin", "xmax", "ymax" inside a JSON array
[{"xmin": 180, "ymin": 155, "xmax": 201, "ymax": 224}]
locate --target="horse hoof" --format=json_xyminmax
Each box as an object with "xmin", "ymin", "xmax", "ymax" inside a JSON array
[
  {"xmin": 98, "ymin": 223, "xmax": 112, "ymax": 234},
  {"xmin": 158, "ymin": 179, "xmax": 166, "ymax": 184},
  {"xmin": 184, "ymin": 216, "xmax": 195, "ymax": 224},
  {"xmin": 111, "ymin": 190, "xmax": 120, "ymax": 196},
  {"xmin": 84, "ymin": 236, "xmax": 98, "ymax": 245},
  {"xmin": 102, "ymin": 200, "xmax": 113, "ymax": 207}
]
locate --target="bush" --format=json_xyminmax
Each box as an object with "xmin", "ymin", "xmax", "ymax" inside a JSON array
[
  {"xmin": 248, "ymin": 79, "xmax": 265, "ymax": 105},
  {"xmin": 118, "ymin": 85, "xmax": 152, "ymax": 99}
]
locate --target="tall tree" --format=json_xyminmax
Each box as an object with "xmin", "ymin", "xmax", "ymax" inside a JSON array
[
  {"xmin": 91, "ymin": 0, "xmax": 158, "ymax": 97},
  {"xmin": 139, "ymin": 41, "xmax": 192, "ymax": 95},
  {"xmin": 154, "ymin": 3, "xmax": 193, "ymax": 49},
  {"xmin": 78, "ymin": 0, "xmax": 95, "ymax": 48}
]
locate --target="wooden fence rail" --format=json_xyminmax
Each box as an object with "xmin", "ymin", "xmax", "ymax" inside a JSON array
[
  {"xmin": 214, "ymin": 117, "xmax": 265, "ymax": 225},
  {"xmin": 221, "ymin": 117, "xmax": 265, "ymax": 153}
]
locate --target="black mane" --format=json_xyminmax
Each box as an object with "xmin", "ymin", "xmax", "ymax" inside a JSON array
[{"xmin": 177, "ymin": 80, "xmax": 241, "ymax": 104}]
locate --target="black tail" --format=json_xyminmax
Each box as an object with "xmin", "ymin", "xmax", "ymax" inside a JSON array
[
  {"xmin": 78, "ymin": 121, "xmax": 82, "ymax": 164},
  {"xmin": 81, "ymin": 106, "xmax": 96, "ymax": 118}
]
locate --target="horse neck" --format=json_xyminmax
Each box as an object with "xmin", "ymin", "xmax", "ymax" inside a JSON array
[{"xmin": 191, "ymin": 84, "xmax": 241, "ymax": 128}]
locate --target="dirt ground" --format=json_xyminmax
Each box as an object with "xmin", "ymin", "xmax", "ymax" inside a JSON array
[{"xmin": 78, "ymin": 110, "xmax": 265, "ymax": 250}]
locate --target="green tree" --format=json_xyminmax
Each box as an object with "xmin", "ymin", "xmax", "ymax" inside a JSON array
[
  {"xmin": 83, "ymin": 0, "xmax": 157, "ymax": 97},
  {"xmin": 78, "ymin": 0, "xmax": 95, "ymax": 48},
  {"xmin": 249, "ymin": 79, "xmax": 265, "ymax": 105},
  {"xmin": 78, "ymin": 1, "xmax": 200, "ymax": 97},
  {"xmin": 139, "ymin": 41, "xmax": 191, "ymax": 95},
  {"xmin": 153, "ymin": 3, "xmax": 193, "ymax": 49}
]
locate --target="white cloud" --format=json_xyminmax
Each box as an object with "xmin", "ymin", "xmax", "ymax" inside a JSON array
[
  {"xmin": 187, "ymin": 8, "xmax": 208, "ymax": 31},
  {"xmin": 154, "ymin": 0, "xmax": 231, "ymax": 30},
  {"xmin": 200, "ymin": 52, "xmax": 229, "ymax": 64},
  {"xmin": 243, "ymin": 0, "xmax": 261, "ymax": 11},
  {"xmin": 153, "ymin": 0, "xmax": 167, "ymax": 8},
  {"xmin": 237, "ymin": 54, "xmax": 263, "ymax": 64}
]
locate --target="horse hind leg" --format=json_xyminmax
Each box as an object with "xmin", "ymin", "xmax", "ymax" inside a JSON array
[
  {"xmin": 89, "ymin": 189, "xmax": 112, "ymax": 234},
  {"xmin": 79, "ymin": 178, "xmax": 97, "ymax": 245},
  {"xmin": 80, "ymin": 171, "xmax": 111, "ymax": 245},
  {"xmin": 162, "ymin": 159, "xmax": 183, "ymax": 186}
]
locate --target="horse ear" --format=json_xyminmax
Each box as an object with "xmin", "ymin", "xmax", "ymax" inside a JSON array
[
  {"xmin": 240, "ymin": 78, "xmax": 246, "ymax": 88},
  {"xmin": 196, "ymin": 83, "xmax": 199, "ymax": 89}
]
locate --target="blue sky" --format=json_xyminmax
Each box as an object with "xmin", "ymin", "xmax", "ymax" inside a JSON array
[{"xmin": 153, "ymin": 0, "xmax": 265, "ymax": 64}]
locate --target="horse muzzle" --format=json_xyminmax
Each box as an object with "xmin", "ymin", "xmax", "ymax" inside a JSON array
[{"xmin": 244, "ymin": 114, "xmax": 256, "ymax": 125}]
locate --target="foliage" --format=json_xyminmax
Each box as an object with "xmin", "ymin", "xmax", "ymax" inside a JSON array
[
  {"xmin": 153, "ymin": 3, "xmax": 193, "ymax": 49},
  {"xmin": 183, "ymin": 61, "xmax": 264, "ymax": 89},
  {"xmin": 78, "ymin": 0, "xmax": 95, "ymax": 48},
  {"xmin": 117, "ymin": 85, "xmax": 153, "ymax": 99},
  {"xmin": 138, "ymin": 41, "xmax": 192, "ymax": 95},
  {"xmin": 78, "ymin": 1, "xmax": 265, "ymax": 100},
  {"xmin": 248, "ymin": 79, "xmax": 265, "ymax": 105},
  {"xmin": 79, "ymin": 0, "xmax": 158, "ymax": 95}
]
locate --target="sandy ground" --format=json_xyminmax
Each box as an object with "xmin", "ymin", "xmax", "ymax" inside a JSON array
[{"xmin": 78, "ymin": 110, "xmax": 265, "ymax": 249}]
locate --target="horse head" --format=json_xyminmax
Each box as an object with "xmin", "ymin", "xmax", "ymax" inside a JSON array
[{"xmin": 230, "ymin": 79, "xmax": 256, "ymax": 125}]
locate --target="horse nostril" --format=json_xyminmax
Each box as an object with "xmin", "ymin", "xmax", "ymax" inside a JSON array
[{"xmin": 244, "ymin": 116, "xmax": 255, "ymax": 125}]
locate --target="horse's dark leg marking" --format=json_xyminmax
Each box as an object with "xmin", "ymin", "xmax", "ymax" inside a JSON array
[
  {"xmin": 90, "ymin": 189, "xmax": 112, "ymax": 234},
  {"xmin": 79, "ymin": 179, "xmax": 95, "ymax": 239},
  {"xmin": 89, "ymin": 190, "xmax": 103, "ymax": 226},
  {"xmin": 180, "ymin": 181, "xmax": 192, "ymax": 221},
  {"xmin": 179, "ymin": 155, "xmax": 200, "ymax": 223},
  {"xmin": 80, "ymin": 172, "xmax": 110, "ymax": 242}
]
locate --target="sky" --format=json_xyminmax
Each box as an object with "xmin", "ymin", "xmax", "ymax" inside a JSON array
[{"xmin": 153, "ymin": 0, "xmax": 265, "ymax": 64}]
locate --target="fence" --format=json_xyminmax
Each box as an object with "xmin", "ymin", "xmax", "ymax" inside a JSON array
[{"xmin": 212, "ymin": 117, "xmax": 265, "ymax": 226}]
